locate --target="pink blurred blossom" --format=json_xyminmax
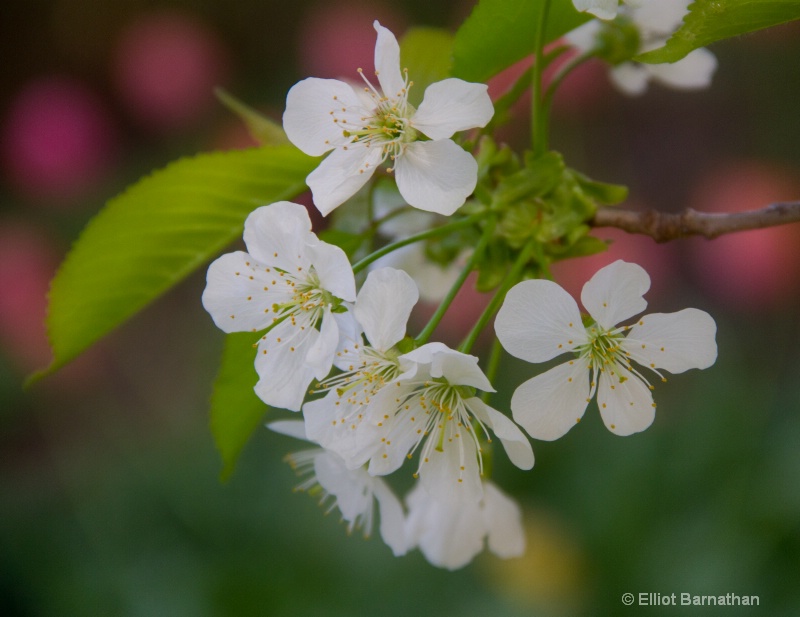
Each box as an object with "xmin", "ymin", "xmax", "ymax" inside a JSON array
[
  {"xmin": 552, "ymin": 224, "xmax": 676, "ymax": 304},
  {"xmin": 1, "ymin": 76, "xmax": 118, "ymax": 203},
  {"xmin": 297, "ymin": 1, "xmax": 405, "ymax": 79},
  {"xmin": 688, "ymin": 162, "xmax": 800, "ymax": 311},
  {"xmin": 0, "ymin": 224, "xmax": 58, "ymax": 370},
  {"xmin": 113, "ymin": 10, "xmax": 230, "ymax": 131}
]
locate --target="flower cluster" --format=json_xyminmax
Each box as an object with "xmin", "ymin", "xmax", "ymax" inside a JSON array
[
  {"xmin": 568, "ymin": 0, "xmax": 717, "ymax": 95},
  {"xmin": 202, "ymin": 18, "xmax": 719, "ymax": 569}
]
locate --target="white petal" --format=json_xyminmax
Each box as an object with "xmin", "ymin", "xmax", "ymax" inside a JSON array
[
  {"xmin": 495, "ymin": 279, "xmax": 586, "ymax": 364},
  {"xmin": 405, "ymin": 484, "xmax": 484, "ymax": 570},
  {"xmin": 373, "ymin": 21, "xmax": 405, "ymax": 101},
  {"xmin": 648, "ymin": 48, "xmax": 718, "ymax": 90},
  {"xmin": 354, "ymin": 267, "xmax": 419, "ymax": 351},
  {"xmin": 372, "ymin": 480, "xmax": 408, "ymax": 556},
  {"xmin": 419, "ymin": 430, "xmax": 483, "ymax": 505},
  {"xmin": 564, "ymin": 20, "xmax": 602, "ymax": 52},
  {"xmin": 394, "ymin": 140, "xmax": 477, "ymax": 215},
  {"xmin": 359, "ymin": 385, "xmax": 421, "ymax": 475},
  {"xmin": 254, "ymin": 320, "xmax": 317, "ymax": 411},
  {"xmin": 581, "ymin": 260, "xmax": 650, "ymax": 329},
  {"xmin": 631, "ymin": 0, "xmax": 690, "ymax": 36},
  {"xmin": 468, "ymin": 399, "xmax": 534, "ymax": 470},
  {"xmin": 510, "ymin": 359, "xmax": 591, "ymax": 441},
  {"xmin": 306, "ymin": 238, "xmax": 357, "ymax": 302},
  {"xmin": 307, "ymin": 145, "xmax": 383, "ymax": 216},
  {"xmin": 597, "ymin": 363, "xmax": 656, "ymax": 436},
  {"xmin": 283, "ymin": 78, "xmax": 365, "ymax": 156},
  {"xmin": 610, "ymin": 63, "xmax": 652, "ymax": 96},
  {"xmin": 402, "ymin": 343, "xmax": 493, "ymax": 391},
  {"xmin": 314, "ymin": 451, "xmax": 371, "ymax": 522},
  {"xmin": 266, "ymin": 419, "xmax": 308, "ymax": 441},
  {"xmin": 624, "ymin": 308, "xmax": 717, "ymax": 373},
  {"xmin": 572, "ymin": 0, "xmax": 620, "ymax": 20},
  {"xmin": 413, "ymin": 79, "xmax": 494, "ymax": 140},
  {"xmin": 242, "ymin": 202, "xmax": 312, "ymax": 271},
  {"xmin": 371, "ymin": 244, "xmax": 465, "ymax": 302},
  {"xmin": 482, "ymin": 482, "xmax": 525, "ymax": 559},
  {"xmin": 305, "ymin": 308, "xmax": 338, "ymax": 379},
  {"xmin": 202, "ymin": 251, "xmax": 277, "ymax": 333}
]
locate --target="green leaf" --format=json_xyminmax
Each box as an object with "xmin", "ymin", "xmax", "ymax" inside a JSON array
[
  {"xmin": 637, "ymin": 0, "xmax": 800, "ymax": 64},
  {"xmin": 211, "ymin": 332, "xmax": 268, "ymax": 481},
  {"xmin": 453, "ymin": 0, "xmax": 590, "ymax": 82},
  {"xmin": 215, "ymin": 88, "xmax": 289, "ymax": 145},
  {"xmin": 400, "ymin": 27, "xmax": 454, "ymax": 106},
  {"xmin": 33, "ymin": 146, "xmax": 316, "ymax": 382}
]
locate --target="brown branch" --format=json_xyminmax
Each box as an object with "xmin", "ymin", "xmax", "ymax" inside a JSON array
[{"xmin": 591, "ymin": 202, "xmax": 800, "ymax": 243}]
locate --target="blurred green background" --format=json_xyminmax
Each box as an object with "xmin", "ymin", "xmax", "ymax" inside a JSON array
[{"xmin": 1, "ymin": 1, "xmax": 799, "ymax": 615}]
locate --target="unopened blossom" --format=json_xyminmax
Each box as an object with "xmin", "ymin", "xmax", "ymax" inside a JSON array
[
  {"xmin": 567, "ymin": 0, "xmax": 717, "ymax": 95},
  {"xmin": 303, "ymin": 267, "xmax": 418, "ymax": 464},
  {"xmin": 354, "ymin": 343, "xmax": 534, "ymax": 503},
  {"xmin": 405, "ymin": 480, "xmax": 525, "ymax": 570},
  {"xmin": 283, "ymin": 21, "xmax": 494, "ymax": 216},
  {"xmin": 495, "ymin": 260, "xmax": 717, "ymax": 440},
  {"xmin": 202, "ymin": 202, "xmax": 356, "ymax": 411},
  {"xmin": 269, "ymin": 420, "xmax": 406, "ymax": 556}
]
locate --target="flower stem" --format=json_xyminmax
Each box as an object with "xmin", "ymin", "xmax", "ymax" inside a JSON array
[
  {"xmin": 414, "ymin": 216, "xmax": 497, "ymax": 345},
  {"xmin": 480, "ymin": 337, "xmax": 504, "ymax": 403},
  {"xmin": 542, "ymin": 51, "xmax": 597, "ymax": 119},
  {"xmin": 531, "ymin": 0, "xmax": 553, "ymax": 157},
  {"xmin": 458, "ymin": 238, "xmax": 538, "ymax": 354},
  {"xmin": 352, "ymin": 211, "xmax": 488, "ymax": 274}
]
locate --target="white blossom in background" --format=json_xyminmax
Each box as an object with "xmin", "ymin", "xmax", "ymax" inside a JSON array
[
  {"xmin": 353, "ymin": 343, "xmax": 534, "ymax": 504},
  {"xmin": 495, "ymin": 260, "xmax": 717, "ymax": 440},
  {"xmin": 202, "ymin": 202, "xmax": 356, "ymax": 411},
  {"xmin": 303, "ymin": 267, "xmax": 418, "ymax": 465},
  {"xmin": 572, "ymin": 0, "xmax": 641, "ymax": 21},
  {"xmin": 283, "ymin": 21, "xmax": 494, "ymax": 216},
  {"xmin": 566, "ymin": 0, "xmax": 717, "ymax": 95},
  {"xmin": 367, "ymin": 183, "xmax": 469, "ymax": 302},
  {"xmin": 405, "ymin": 480, "xmax": 525, "ymax": 570},
  {"xmin": 268, "ymin": 420, "xmax": 406, "ymax": 556}
]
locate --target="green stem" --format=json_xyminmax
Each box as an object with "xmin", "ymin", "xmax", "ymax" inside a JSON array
[
  {"xmin": 352, "ymin": 211, "xmax": 488, "ymax": 274},
  {"xmin": 459, "ymin": 238, "xmax": 538, "ymax": 354},
  {"xmin": 531, "ymin": 0, "xmax": 553, "ymax": 156},
  {"xmin": 480, "ymin": 337, "xmax": 504, "ymax": 403},
  {"xmin": 414, "ymin": 217, "xmax": 497, "ymax": 345},
  {"xmin": 542, "ymin": 51, "xmax": 597, "ymax": 119}
]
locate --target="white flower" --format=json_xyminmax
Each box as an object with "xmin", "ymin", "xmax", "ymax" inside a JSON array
[
  {"xmin": 354, "ymin": 343, "xmax": 534, "ymax": 504},
  {"xmin": 303, "ymin": 267, "xmax": 418, "ymax": 464},
  {"xmin": 372, "ymin": 244, "xmax": 467, "ymax": 303},
  {"xmin": 572, "ymin": 0, "xmax": 641, "ymax": 20},
  {"xmin": 567, "ymin": 0, "xmax": 717, "ymax": 95},
  {"xmin": 283, "ymin": 20, "xmax": 494, "ymax": 216},
  {"xmin": 269, "ymin": 420, "xmax": 406, "ymax": 556},
  {"xmin": 202, "ymin": 202, "xmax": 356, "ymax": 411},
  {"xmin": 405, "ymin": 480, "xmax": 525, "ymax": 570},
  {"xmin": 495, "ymin": 260, "xmax": 717, "ymax": 439}
]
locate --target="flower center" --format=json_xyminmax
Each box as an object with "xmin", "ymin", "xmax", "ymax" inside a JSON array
[
  {"xmin": 341, "ymin": 67, "xmax": 418, "ymax": 169},
  {"xmin": 321, "ymin": 346, "xmax": 403, "ymax": 408},
  {"xmin": 579, "ymin": 324, "xmax": 628, "ymax": 371}
]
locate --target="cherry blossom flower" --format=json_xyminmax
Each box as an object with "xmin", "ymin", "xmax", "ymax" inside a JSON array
[
  {"xmin": 202, "ymin": 201, "xmax": 355, "ymax": 411},
  {"xmin": 283, "ymin": 21, "xmax": 494, "ymax": 216},
  {"xmin": 495, "ymin": 260, "xmax": 717, "ymax": 440},
  {"xmin": 303, "ymin": 267, "xmax": 418, "ymax": 464},
  {"xmin": 269, "ymin": 420, "xmax": 406, "ymax": 556},
  {"xmin": 405, "ymin": 480, "xmax": 525, "ymax": 570},
  {"xmin": 353, "ymin": 343, "xmax": 534, "ymax": 504},
  {"xmin": 567, "ymin": 0, "xmax": 717, "ymax": 95}
]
